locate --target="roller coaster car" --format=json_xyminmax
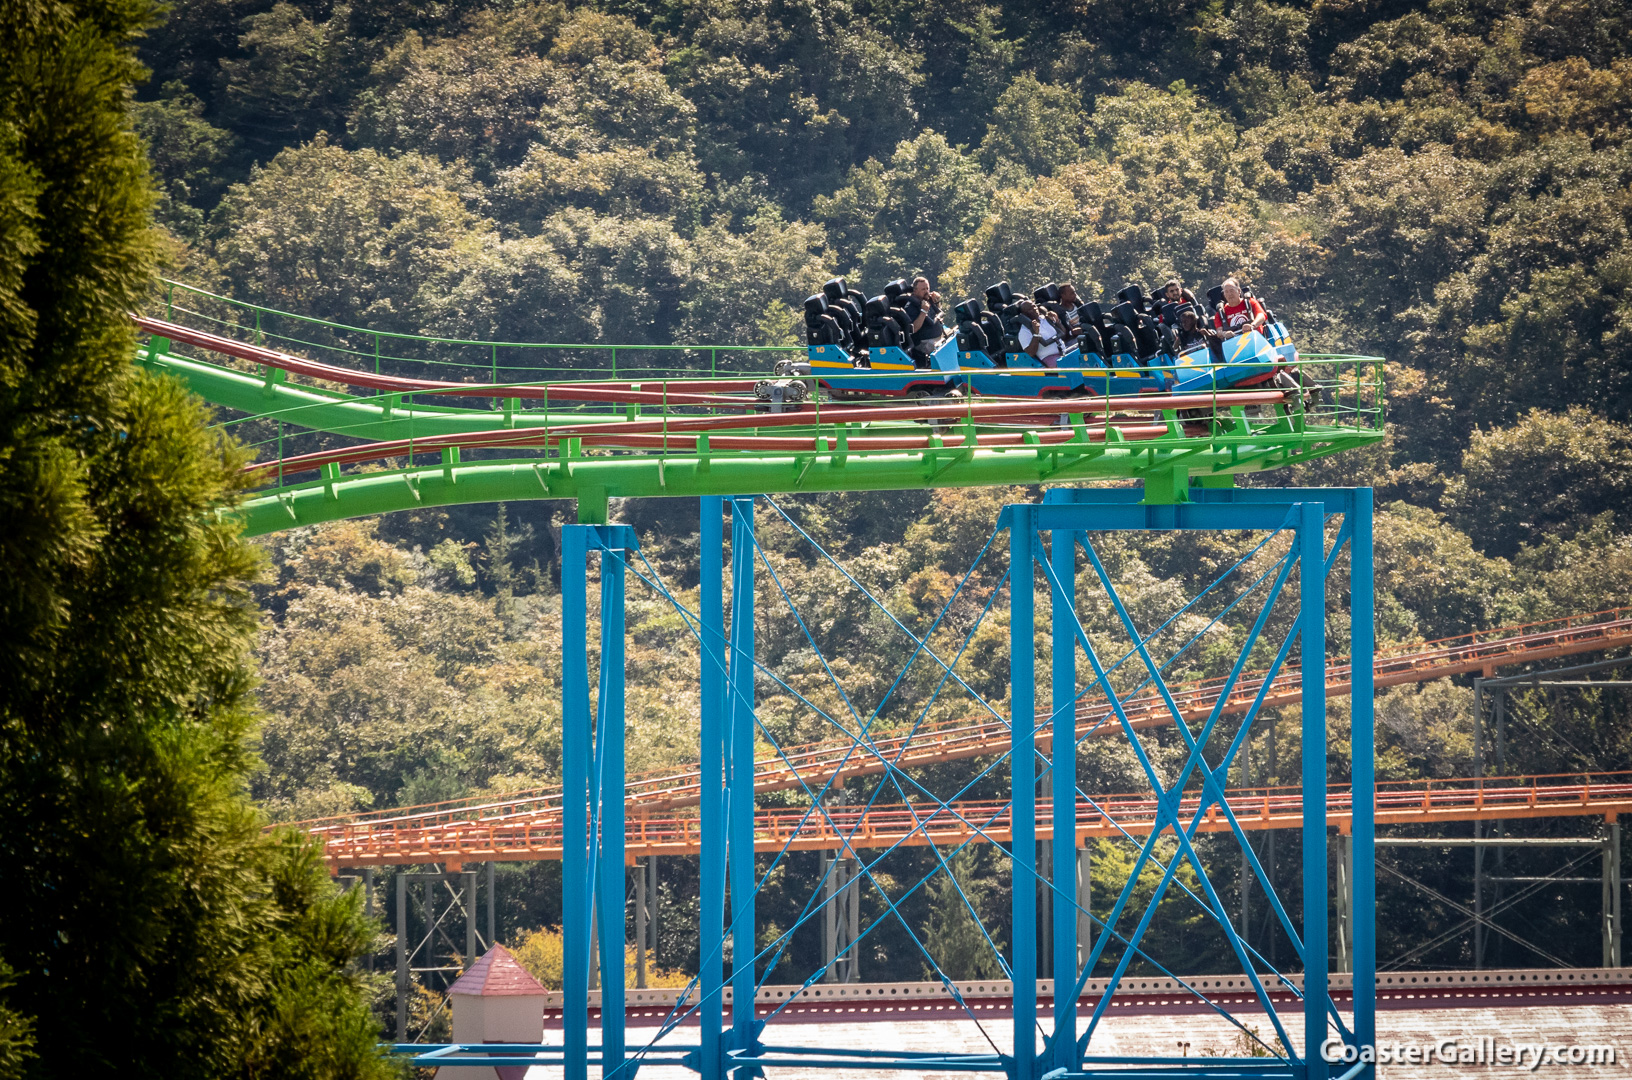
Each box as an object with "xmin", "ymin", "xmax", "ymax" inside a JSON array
[
  {"xmin": 1172, "ymin": 328, "xmax": 1278, "ymax": 395},
  {"xmin": 793, "ymin": 275, "xmax": 1313, "ymax": 413},
  {"xmin": 944, "ymin": 284, "xmax": 1169, "ymax": 399},
  {"xmin": 1194, "ymin": 284, "xmax": 1314, "ymax": 400},
  {"xmin": 797, "ymin": 290, "xmax": 962, "ymax": 400}
]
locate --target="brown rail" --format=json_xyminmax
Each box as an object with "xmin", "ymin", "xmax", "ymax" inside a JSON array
[
  {"xmin": 316, "ymin": 771, "xmax": 1632, "ymax": 869},
  {"xmin": 290, "ymin": 606, "xmax": 1632, "ymax": 839}
]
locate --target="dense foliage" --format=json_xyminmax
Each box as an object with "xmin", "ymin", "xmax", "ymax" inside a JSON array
[
  {"xmin": 129, "ymin": 0, "xmax": 1632, "ymax": 991},
  {"xmin": 0, "ymin": 2, "xmax": 393, "ymax": 1077}
]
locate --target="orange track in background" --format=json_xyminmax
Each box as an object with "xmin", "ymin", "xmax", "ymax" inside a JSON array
[
  {"xmin": 315, "ymin": 771, "xmax": 1632, "ymax": 869},
  {"xmin": 296, "ymin": 606, "xmax": 1632, "ymax": 870},
  {"xmin": 292, "ymin": 607, "xmax": 1632, "ymax": 847}
]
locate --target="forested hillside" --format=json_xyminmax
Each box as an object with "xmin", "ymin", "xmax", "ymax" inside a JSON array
[{"xmin": 135, "ymin": 0, "xmax": 1632, "ymax": 983}]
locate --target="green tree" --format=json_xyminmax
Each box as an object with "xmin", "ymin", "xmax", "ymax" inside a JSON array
[
  {"xmin": 1446, "ymin": 408, "xmax": 1632, "ymax": 558},
  {"xmin": 667, "ymin": 0, "xmax": 921, "ymax": 204},
  {"xmin": 0, "ymin": 3, "xmax": 393, "ymax": 1076},
  {"xmin": 348, "ymin": 4, "xmax": 567, "ymax": 178},
  {"xmin": 921, "ymin": 850, "xmax": 1004, "ymax": 980},
  {"xmin": 814, "ymin": 130, "xmax": 991, "ymax": 285},
  {"xmin": 220, "ymin": 2, "xmax": 360, "ymax": 153},
  {"xmin": 0, "ymin": 962, "xmax": 33, "ymax": 1078},
  {"xmin": 978, "ymin": 73, "xmax": 1087, "ymax": 177},
  {"xmin": 132, "ymin": 81, "xmax": 237, "ymax": 239},
  {"xmin": 211, "ymin": 140, "xmax": 487, "ymax": 333}
]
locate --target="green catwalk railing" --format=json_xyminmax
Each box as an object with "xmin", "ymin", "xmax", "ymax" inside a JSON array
[
  {"xmin": 134, "ymin": 287, "xmax": 1384, "ymax": 1079},
  {"xmin": 155, "ymin": 277, "xmax": 803, "ymax": 383}
]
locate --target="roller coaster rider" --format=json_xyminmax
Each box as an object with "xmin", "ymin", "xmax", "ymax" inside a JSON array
[
  {"xmin": 1160, "ymin": 278, "xmax": 1199, "ymax": 315},
  {"xmin": 1214, "ymin": 277, "xmax": 1268, "ymax": 337},
  {"xmin": 904, "ymin": 276, "xmax": 946, "ymax": 363},
  {"xmin": 1017, "ymin": 299, "xmax": 1066, "ymax": 367},
  {"xmin": 1175, "ymin": 304, "xmax": 1224, "ymax": 362},
  {"xmin": 1054, "ymin": 282, "xmax": 1084, "ymax": 340}
]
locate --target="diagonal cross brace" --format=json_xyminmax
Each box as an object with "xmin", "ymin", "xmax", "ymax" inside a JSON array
[{"xmin": 1041, "ymin": 528, "xmax": 1301, "ymax": 1057}]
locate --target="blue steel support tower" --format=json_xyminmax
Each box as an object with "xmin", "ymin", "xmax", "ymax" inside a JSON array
[
  {"xmin": 559, "ymin": 522, "xmax": 639, "ymax": 1080},
  {"xmin": 546, "ymin": 485, "xmax": 1374, "ymax": 1080},
  {"xmin": 1009, "ymin": 507, "xmax": 1038, "ymax": 1077},
  {"xmin": 1028, "ymin": 486, "xmax": 1374, "ymax": 1079},
  {"xmin": 698, "ymin": 497, "xmax": 727, "ymax": 1080}
]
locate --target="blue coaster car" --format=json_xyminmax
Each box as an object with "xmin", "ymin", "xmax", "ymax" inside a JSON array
[
  {"xmin": 804, "ymin": 338, "xmax": 962, "ymax": 399},
  {"xmin": 1170, "ymin": 329, "xmax": 1279, "ymax": 395},
  {"xmin": 955, "ymin": 345, "xmax": 1175, "ymax": 398},
  {"xmin": 1263, "ymin": 320, "xmax": 1297, "ymax": 364}
]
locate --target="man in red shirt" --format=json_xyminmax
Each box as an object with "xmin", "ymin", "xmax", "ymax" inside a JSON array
[{"xmin": 1214, "ymin": 277, "xmax": 1267, "ymax": 337}]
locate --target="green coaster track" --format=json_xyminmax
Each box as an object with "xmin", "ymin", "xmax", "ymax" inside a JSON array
[{"xmin": 137, "ymin": 279, "xmax": 1386, "ymax": 532}]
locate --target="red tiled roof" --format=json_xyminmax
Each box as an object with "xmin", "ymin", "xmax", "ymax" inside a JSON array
[{"xmin": 447, "ymin": 944, "xmax": 547, "ymax": 997}]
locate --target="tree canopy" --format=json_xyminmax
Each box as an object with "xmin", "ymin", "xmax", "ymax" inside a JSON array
[{"xmin": 0, "ymin": 2, "xmax": 392, "ymax": 1077}]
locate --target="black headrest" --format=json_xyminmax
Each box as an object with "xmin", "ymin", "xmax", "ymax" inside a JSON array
[
  {"xmin": 1104, "ymin": 322, "xmax": 1135, "ymax": 354},
  {"xmin": 954, "ymin": 298, "xmax": 983, "ymax": 323},
  {"xmin": 984, "ymin": 281, "xmax": 1013, "ymax": 309},
  {"xmin": 1116, "ymin": 284, "xmax": 1146, "ymax": 311},
  {"xmin": 823, "ymin": 278, "xmax": 847, "ymax": 302},
  {"xmin": 804, "ymin": 293, "xmax": 829, "ymax": 318},
  {"xmin": 883, "ymin": 279, "xmax": 910, "ymax": 302},
  {"xmin": 1207, "ymin": 285, "xmax": 1226, "ymax": 311},
  {"xmin": 1159, "ymin": 301, "xmax": 1181, "ymax": 323},
  {"xmin": 1110, "ymin": 301, "xmax": 1139, "ymax": 328},
  {"xmin": 1034, "ymin": 284, "xmax": 1060, "ymax": 305},
  {"xmin": 1174, "ymin": 302, "xmax": 1197, "ymax": 322},
  {"xmin": 1078, "ymin": 301, "xmax": 1104, "ymax": 326},
  {"xmin": 865, "ymin": 295, "xmax": 891, "ymax": 320}
]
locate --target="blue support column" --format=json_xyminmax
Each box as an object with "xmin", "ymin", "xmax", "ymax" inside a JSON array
[
  {"xmin": 699, "ymin": 497, "xmax": 727, "ymax": 1080},
  {"xmin": 728, "ymin": 499, "xmax": 760, "ymax": 1070},
  {"xmin": 1300, "ymin": 502, "xmax": 1329, "ymax": 1079},
  {"xmin": 1009, "ymin": 507, "xmax": 1037, "ymax": 1080},
  {"xmin": 1350, "ymin": 489, "xmax": 1376, "ymax": 1069},
  {"xmin": 1049, "ymin": 523, "xmax": 1079, "ymax": 1074},
  {"xmin": 560, "ymin": 526, "xmax": 591, "ymax": 1080},
  {"xmin": 598, "ymin": 547, "xmax": 627, "ymax": 1079}
]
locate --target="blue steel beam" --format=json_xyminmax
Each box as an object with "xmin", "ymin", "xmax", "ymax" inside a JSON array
[
  {"xmin": 1050, "ymin": 520, "xmax": 1079, "ymax": 1075},
  {"xmin": 728, "ymin": 499, "xmax": 762, "ymax": 1073},
  {"xmin": 1008, "ymin": 508, "xmax": 1038, "ymax": 1080},
  {"xmin": 561, "ymin": 523, "xmax": 638, "ymax": 1080},
  {"xmin": 1300, "ymin": 502, "xmax": 1329, "ymax": 1079},
  {"xmin": 561, "ymin": 525, "xmax": 590, "ymax": 1080},
  {"xmin": 700, "ymin": 497, "xmax": 727, "ymax": 1080},
  {"xmin": 1350, "ymin": 488, "xmax": 1376, "ymax": 1075},
  {"xmin": 598, "ymin": 545, "xmax": 628, "ymax": 1079}
]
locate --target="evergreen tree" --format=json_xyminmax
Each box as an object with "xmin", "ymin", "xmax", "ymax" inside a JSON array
[
  {"xmin": 922, "ymin": 851, "xmax": 1004, "ymax": 980},
  {"xmin": 0, "ymin": 3, "xmax": 394, "ymax": 1078}
]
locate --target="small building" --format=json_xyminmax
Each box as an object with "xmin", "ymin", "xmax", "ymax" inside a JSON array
[{"xmin": 443, "ymin": 944, "xmax": 548, "ymax": 1079}]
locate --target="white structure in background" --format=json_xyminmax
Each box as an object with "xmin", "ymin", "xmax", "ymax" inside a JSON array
[{"xmin": 443, "ymin": 944, "xmax": 548, "ymax": 1079}]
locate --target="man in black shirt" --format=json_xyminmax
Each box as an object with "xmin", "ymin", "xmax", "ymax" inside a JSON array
[
  {"xmin": 1176, "ymin": 306, "xmax": 1224, "ymax": 362},
  {"xmin": 904, "ymin": 276, "xmax": 945, "ymax": 360}
]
